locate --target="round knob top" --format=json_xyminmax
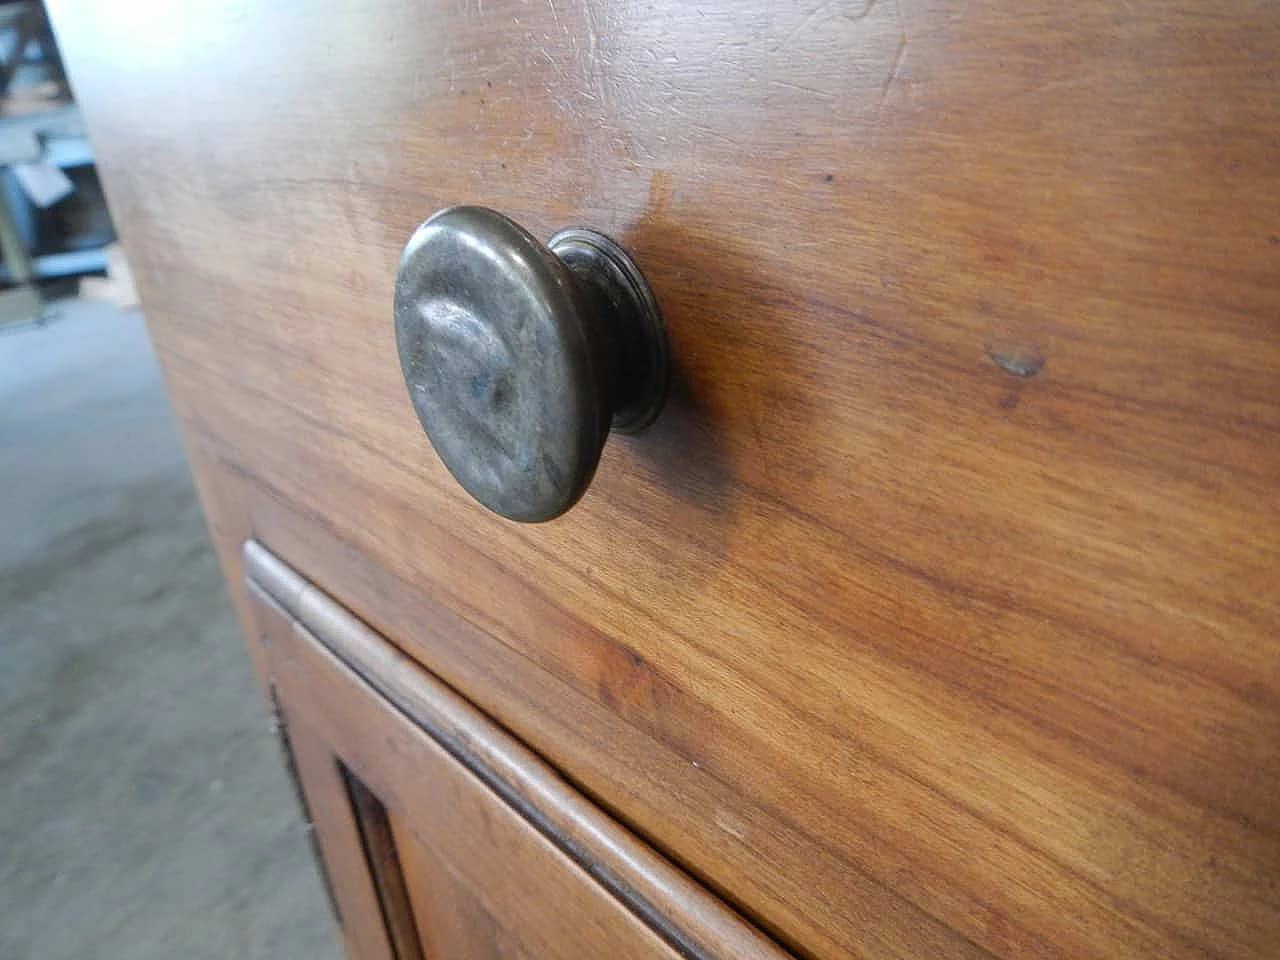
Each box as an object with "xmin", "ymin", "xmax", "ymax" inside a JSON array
[{"xmin": 394, "ymin": 206, "xmax": 666, "ymax": 522}]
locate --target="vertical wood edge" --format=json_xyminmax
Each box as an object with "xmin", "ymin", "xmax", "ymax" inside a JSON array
[
  {"xmin": 264, "ymin": 683, "xmax": 346, "ymax": 933},
  {"xmin": 342, "ymin": 769, "xmax": 427, "ymax": 960}
]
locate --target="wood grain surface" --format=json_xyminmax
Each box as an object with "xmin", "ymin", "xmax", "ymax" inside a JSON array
[
  {"xmin": 50, "ymin": 1, "xmax": 1280, "ymax": 957},
  {"xmin": 251, "ymin": 564, "xmax": 725, "ymax": 960},
  {"xmin": 247, "ymin": 540, "xmax": 790, "ymax": 960}
]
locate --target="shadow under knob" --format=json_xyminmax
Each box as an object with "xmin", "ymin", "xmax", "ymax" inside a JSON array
[{"xmin": 394, "ymin": 206, "xmax": 668, "ymax": 523}]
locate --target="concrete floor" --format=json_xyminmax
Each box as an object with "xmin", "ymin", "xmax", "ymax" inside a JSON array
[{"xmin": 0, "ymin": 299, "xmax": 342, "ymax": 959}]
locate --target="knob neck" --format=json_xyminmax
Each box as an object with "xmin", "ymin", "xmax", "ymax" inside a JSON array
[{"xmin": 549, "ymin": 228, "xmax": 668, "ymax": 434}]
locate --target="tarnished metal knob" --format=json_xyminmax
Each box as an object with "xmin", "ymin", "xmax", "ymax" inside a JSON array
[{"xmin": 394, "ymin": 206, "xmax": 669, "ymax": 522}]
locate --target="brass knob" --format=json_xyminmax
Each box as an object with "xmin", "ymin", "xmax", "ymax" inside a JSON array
[{"xmin": 394, "ymin": 206, "xmax": 668, "ymax": 522}]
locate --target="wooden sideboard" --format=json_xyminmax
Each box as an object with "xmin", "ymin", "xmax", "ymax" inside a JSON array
[{"xmin": 49, "ymin": 1, "xmax": 1280, "ymax": 956}]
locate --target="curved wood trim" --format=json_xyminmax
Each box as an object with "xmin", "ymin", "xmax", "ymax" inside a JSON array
[{"xmin": 244, "ymin": 539, "xmax": 791, "ymax": 960}]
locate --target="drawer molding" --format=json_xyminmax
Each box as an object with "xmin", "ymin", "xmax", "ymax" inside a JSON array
[{"xmin": 244, "ymin": 540, "xmax": 790, "ymax": 960}]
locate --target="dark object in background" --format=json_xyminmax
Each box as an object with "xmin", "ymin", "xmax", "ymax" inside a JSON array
[
  {"xmin": 0, "ymin": 158, "xmax": 113, "ymax": 252},
  {"xmin": 0, "ymin": 1, "xmax": 115, "ymax": 322},
  {"xmin": 0, "ymin": 0, "xmax": 66, "ymax": 103}
]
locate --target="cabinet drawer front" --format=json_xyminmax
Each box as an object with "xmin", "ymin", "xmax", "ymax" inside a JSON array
[{"xmin": 245, "ymin": 540, "xmax": 789, "ymax": 960}]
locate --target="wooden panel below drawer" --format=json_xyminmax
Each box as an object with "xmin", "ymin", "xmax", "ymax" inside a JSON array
[{"xmin": 245, "ymin": 540, "xmax": 789, "ymax": 960}]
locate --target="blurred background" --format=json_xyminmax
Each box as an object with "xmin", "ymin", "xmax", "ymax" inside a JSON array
[{"xmin": 0, "ymin": 3, "xmax": 341, "ymax": 956}]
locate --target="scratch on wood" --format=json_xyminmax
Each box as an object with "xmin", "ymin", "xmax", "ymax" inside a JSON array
[
  {"xmin": 781, "ymin": 0, "xmax": 878, "ymax": 51},
  {"xmin": 846, "ymin": 0, "xmax": 880, "ymax": 22},
  {"xmin": 582, "ymin": 2, "xmax": 608, "ymax": 110},
  {"xmin": 770, "ymin": 78, "xmax": 836, "ymax": 101},
  {"xmin": 781, "ymin": 0, "xmax": 837, "ymax": 49},
  {"xmin": 715, "ymin": 809, "xmax": 749, "ymax": 841},
  {"xmin": 987, "ymin": 342, "xmax": 1045, "ymax": 378},
  {"xmin": 879, "ymin": 30, "xmax": 908, "ymax": 102}
]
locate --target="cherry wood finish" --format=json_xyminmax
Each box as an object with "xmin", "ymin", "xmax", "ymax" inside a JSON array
[
  {"xmin": 248, "ymin": 546, "xmax": 786, "ymax": 960},
  {"xmin": 50, "ymin": 1, "xmax": 1280, "ymax": 957},
  {"xmin": 277, "ymin": 707, "xmax": 407, "ymax": 960}
]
